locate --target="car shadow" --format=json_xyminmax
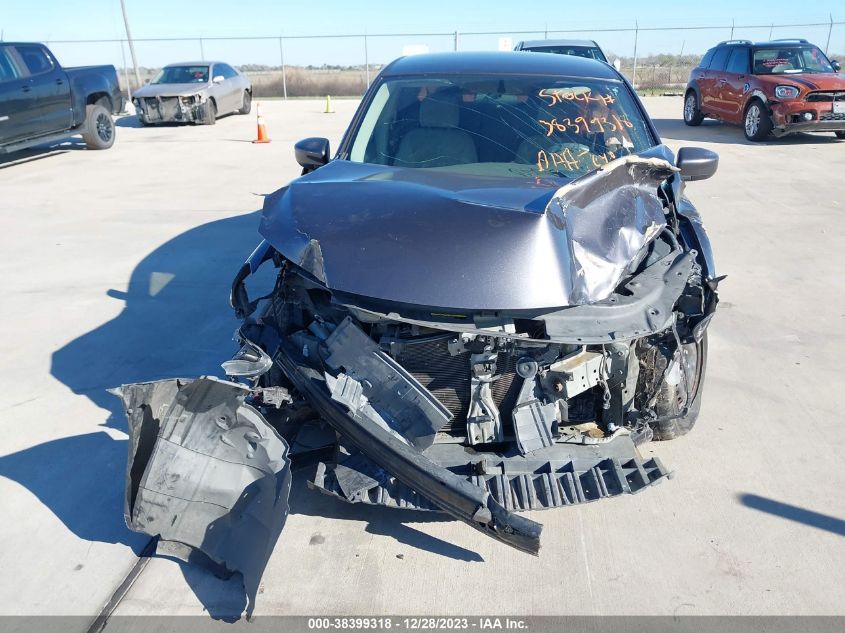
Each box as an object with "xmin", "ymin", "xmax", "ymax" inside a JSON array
[
  {"xmin": 0, "ymin": 431, "xmax": 148, "ymax": 552},
  {"xmin": 287, "ymin": 472, "xmax": 483, "ymax": 563},
  {"xmin": 652, "ymin": 117, "xmax": 844, "ymax": 146},
  {"xmin": 0, "ymin": 140, "xmax": 85, "ymax": 168},
  {"xmin": 32, "ymin": 210, "xmax": 262, "ymax": 616},
  {"xmin": 115, "ymin": 117, "xmax": 191, "ymax": 129},
  {"xmin": 1, "ymin": 211, "xmax": 263, "ymax": 560},
  {"xmin": 0, "ymin": 209, "xmax": 482, "ymax": 620},
  {"xmin": 158, "ymin": 474, "xmax": 483, "ymax": 621},
  {"xmin": 116, "ymin": 112, "xmax": 238, "ymax": 128}
]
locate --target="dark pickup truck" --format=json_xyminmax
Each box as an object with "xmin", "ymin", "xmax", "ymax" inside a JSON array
[{"xmin": 0, "ymin": 42, "xmax": 123, "ymax": 154}]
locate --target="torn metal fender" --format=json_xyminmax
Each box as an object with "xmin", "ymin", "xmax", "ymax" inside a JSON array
[
  {"xmin": 275, "ymin": 340, "xmax": 543, "ymax": 555},
  {"xmin": 117, "ymin": 377, "xmax": 291, "ymax": 617},
  {"xmin": 545, "ymin": 155, "xmax": 679, "ymax": 305}
]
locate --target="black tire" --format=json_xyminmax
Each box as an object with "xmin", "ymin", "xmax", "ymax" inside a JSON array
[
  {"xmin": 835, "ymin": 131, "xmax": 845, "ymax": 139},
  {"xmin": 650, "ymin": 333, "xmax": 708, "ymax": 441},
  {"xmin": 683, "ymin": 91, "xmax": 704, "ymax": 126},
  {"xmin": 238, "ymin": 90, "xmax": 252, "ymax": 115},
  {"xmin": 743, "ymin": 99, "xmax": 773, "ymax": 141},
  {"xmin": 81, "ymin": 103, "xmax": 115, "ymax": 150},
  {"xmin": 203, "ymin": 99, "xmax": 217, "ymax": 125}
]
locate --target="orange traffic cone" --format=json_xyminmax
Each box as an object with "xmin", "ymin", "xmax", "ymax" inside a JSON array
[{"xmin": 252, "ymin": 102, "xmax": 271, "ymax": 143}]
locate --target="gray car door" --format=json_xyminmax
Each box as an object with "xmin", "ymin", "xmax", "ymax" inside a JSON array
[{"xmin": 223, "ymin": 63, "xmax": 243, "ymax": 113}]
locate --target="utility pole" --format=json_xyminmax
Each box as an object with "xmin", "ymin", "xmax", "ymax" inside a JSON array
[
  {"xmin": 632, "ymin": 22, "xmax": 639, "ymax": 89},
  {"xmin": 825, "ymin": 14, "xmax": 834, "ymax": 55},
  {"xmin": 119, "ymin": 0, "xmax": 142, "ymax": 89}
]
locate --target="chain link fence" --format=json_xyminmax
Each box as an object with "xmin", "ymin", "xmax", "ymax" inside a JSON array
[{"xmin": 32, "ymin": 17, "xmax": 845, "ymax": 98}]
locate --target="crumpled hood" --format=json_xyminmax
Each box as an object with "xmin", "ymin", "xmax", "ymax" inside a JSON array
[
  {"xmin": 259, "ymin": 156, "xmax": 677, "ymax": 310},
  {"xmin": 132, "ymin": 83, "xmax": 209, "ymax": 98}
]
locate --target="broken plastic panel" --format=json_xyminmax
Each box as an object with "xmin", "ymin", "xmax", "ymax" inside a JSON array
[
  {"xmin": 117, "ymin": 377, "xmax": 291, "ymax": 618},
  {"xmin": 324, "ymin": 317, "xmax": 452, "ymax": 449}
]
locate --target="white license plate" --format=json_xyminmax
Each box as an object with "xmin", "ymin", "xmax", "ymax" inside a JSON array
[{"xmin": 833, "ymin": 102, "xmax": 845, "ymax": 114}]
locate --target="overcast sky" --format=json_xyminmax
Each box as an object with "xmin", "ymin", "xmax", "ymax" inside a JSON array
[{"xmin": 1, "ymin": 0, "xmax": 843, "ymax": 68}]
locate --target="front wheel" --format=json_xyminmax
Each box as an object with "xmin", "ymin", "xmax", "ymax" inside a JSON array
[
  {"xmin": 82, "ymin": 103, "xmax": 115, "ymax": 150},
  {"xmin": 238, "ymin": 90, "xmax": 252, "ymax": 115},
  {"xmin": 835, "ymin": 131, "xmax": 845, "ymax": 139},
  {"xmin": 203, "ymin": 100, "xmax": 217, "ymax": 125},
  {"xmin": 744, "ymin": 100, "xmax": 772, "ymax": 141},
  {"xmin": 649, "ymin": 333, "xmax": 708, "ymax": 441},
  {"xmin": 683, "ymin": 91, "xmax": 704, "ymax": 126}
]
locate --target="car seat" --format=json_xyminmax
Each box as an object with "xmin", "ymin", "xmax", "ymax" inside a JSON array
[{"xmin": 394, "ymin": 94, "xmax": 478, "ymax": 167}]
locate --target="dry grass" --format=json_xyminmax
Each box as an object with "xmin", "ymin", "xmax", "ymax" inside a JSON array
[
  {"xmin": 248, "ymin": 68, "xmax": 368, "ymax": 98},
  {"xmin": 618, "ymin": 65, "xmax": 696, "ymax": 90},
  {"xmin": 118, "ymin": 64, "xmax": 699, "ymax": 99},
  {"xmin": 118, "ymin": 67, "xmax": 370, "ymax": 98}
]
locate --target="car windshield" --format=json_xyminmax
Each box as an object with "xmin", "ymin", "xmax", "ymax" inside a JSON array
[
  {"xmin": 525, "ymin": 46, "xmax": 607, "ymax": 62},
  {"xmin": 347, "ymin": 74, "xmax": 654, "ymax": 180},
  {"xmin": 152, "ymin": 65, "xmax": 210, "ymax": 84},
  {"xmin": 752, "ymin": 46, "xmax": 834, "ymax": 74}
]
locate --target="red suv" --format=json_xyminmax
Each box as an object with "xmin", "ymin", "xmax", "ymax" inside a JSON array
[{"xmin": 684, "ymin": 39, "xmax": 845, "ymax": 141}]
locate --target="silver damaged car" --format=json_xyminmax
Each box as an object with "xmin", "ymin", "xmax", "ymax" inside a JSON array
[{"xmin": 132, "ymin": 61, "xmax": 252, "ymax": 125}]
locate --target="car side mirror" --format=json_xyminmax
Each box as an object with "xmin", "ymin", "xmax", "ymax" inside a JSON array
[
  {"xmin": 832, "ymin": 60, "xmax": 841, "ymax": 72},
  {"xmin": 212, "ymin": 75, "xmax": 225, "ymax": 84},
  {"xmin": 677, "ymin": 147, "xmax": 719, "ymax": 182},
  {"xmin": 295, "ymin": 137, "xmax": 331, "ymax": 173}
]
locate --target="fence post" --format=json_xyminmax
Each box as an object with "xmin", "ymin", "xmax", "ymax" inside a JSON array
[
  {"xmin": 672, "ymin": 41, "xmax": 683, "ymax": 86},
  {"xmin": 364, "ymin": 34, "xmax": 370, "ymax": 88},
  {"xmin": 825, "ymin": 14, "xmax": 833, "ymax": 54},
  {"xmin": 730, "ymin": 19, "xmax": 734, "ymax": 40},
  {"xmin": 454, "ymin": 31, "xmax": 459, "ymax": 51},
  {"xmin": 199, "ymin": 37, "xmax": 205, "ymax": 61},
  {"xmin": 769, "ymin": 24, "xmax": 774, "ymax": 40},
  {"xmin": 632, "ymin": 22, "xmax": 639, "ymax": 89},
  {"xmin": 278, "ymin": 37, "xmax": 287, "ymax": 100}
]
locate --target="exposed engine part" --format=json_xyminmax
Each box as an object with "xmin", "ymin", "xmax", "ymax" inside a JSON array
[
  {"xmin": 467, "ymin": 348, "xmax": 503, "ymax": 444},
  {"xmin": 221, "ymin": 339, "xmax": 273, "ymax": 380},
  {"xmin": 512, "ymin": 359, "xmax": 559, "ymax": 454},
  {"xmin": 543, "ymin": 348, "xmax": 609, "ymax": 400}
]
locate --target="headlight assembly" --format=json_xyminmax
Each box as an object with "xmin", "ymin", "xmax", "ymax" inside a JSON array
[{"xmin": 775, "ymin": 85, "xmax": 800, "ymax": 99}]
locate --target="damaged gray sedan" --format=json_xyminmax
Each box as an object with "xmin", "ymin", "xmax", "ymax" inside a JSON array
[
  {"xmin": 118, "ymin": 52, "xmax": 720, "ymax": 613},
  {"xmin": 131, "ymin": 61, "xmax": 252, "ymax": 125}
]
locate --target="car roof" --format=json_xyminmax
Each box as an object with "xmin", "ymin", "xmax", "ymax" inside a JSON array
[
  {"xmin": 163, "ymin": 61, "xmax": 227, "ymax": 67},
  {"xmin": 518, "ymin": 39, "xmax": 600, "ymax": 48},
  {"xmin": 711, "ymin": 39, "xmax": 820, "ymax": 49},
  {"xmin": 752, "ymin": 40, "xmax": 818, "ymax": 47},
  {"xmin": 381, "ymin": 51, "xmax": 619, "ymax": 79}
]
